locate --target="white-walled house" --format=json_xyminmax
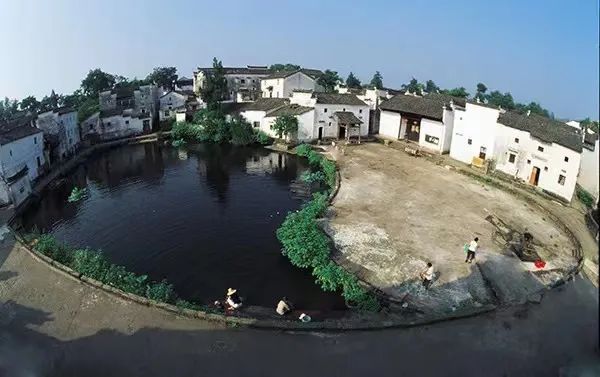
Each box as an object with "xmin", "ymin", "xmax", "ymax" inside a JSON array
[
  {"xmin": 260, "ymin": 69, "xmax": 323, "ymax": 98},
  {"xmin": 159, "ymin": 90, "xmax": 200, "ymax": 121},
  {"xmin": 288, "ymin": 91, "xmax": 370, "ymax": 140},
  {"xmin": 36, "ymin": 107, "xmax": 80, "ymax": 164},
  {"xmin": 239, "ymin": 97, "xmax": 289, "ymax": 130},
  {"xmin": 175, "ymin": 76, "xmax": 194, "ymax": 92},
  {"xmin": 378, "ymin": 93, "xmax": 460, "ymax": 154},
  {"xmin": 81, "ymin": 109, "xmax": 150, "ymax": 141},
  {"xmin": 578, "ymin": 131, "xmax": 599, "ymax": 202},
  {"xmin": 0, "ymin": 117, "xmax": 46, "ymax": 206},
  {"xmin": 263, "ymin": 104, "xmax": 315, "ymax": 142},
  {"xmin": 449, "ymin": 104, "xmax": 583, "ymax": 201},
  {"xmin": 193, "ymin": 65, "xmax": 270, "ymax": 102}
]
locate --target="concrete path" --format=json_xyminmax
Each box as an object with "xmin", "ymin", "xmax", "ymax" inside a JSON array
[{"xmin": 1, "ymin": 229, "xmax": 599, "ymax": 376}]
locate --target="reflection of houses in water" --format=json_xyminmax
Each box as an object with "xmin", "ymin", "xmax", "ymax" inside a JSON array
[
  {"xmin": 87, "ymin": 143, "xmax": 167, "ymax": 188},
  {"xmin": 245, "ymin": 152, "xmax": 289, "ymax": 176}
]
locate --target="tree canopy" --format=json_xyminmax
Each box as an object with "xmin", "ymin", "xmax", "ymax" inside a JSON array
[
  {"xmin": 474, "ymin": 82, "xmax": 487, "ymax": 102},
  {"xmin": 317, "ymin": 70, "xmax": 341, "ymax": 93},
  {"xmin": 369, "ymin": 71, "xmax": 383, "ymax": 89},
  {"xmin": 271, "ymin": 115, "xmax": 298, "ymax": 139},
  {"xmin": 269, "ymin": 63, "xmax": 301, "ymax": 72},
  {"xmin": 401, "ymin": 78, "xmax": 424, "ymax": 95},
  {"xmin": 345, "ymin": 72, "xmax": 361, "ymax": 88},
  {"xmin": 441, "ymin": 87, "xmax": 469, "ymax": 99},
  {"xmin": 200, "ymin": 58, "xmax": 228, "ymax": 107},
  {"xmin": 146, "ymin": 67, "xmax": 178, "ymax": 90},
  {"xmin": 81, "ymin": 69, "xmax": 116, "ymax": 98},
  {"xmin": 424, "ymin": 80, "xmax": 440, "ymax": 94}
]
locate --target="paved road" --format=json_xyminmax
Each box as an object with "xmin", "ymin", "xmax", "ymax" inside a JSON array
[{"xmin": 0, "ymin": 232, "xmax": 598, "ymax": 376}]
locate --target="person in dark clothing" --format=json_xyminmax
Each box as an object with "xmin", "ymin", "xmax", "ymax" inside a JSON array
[{"xmin": 226, "ymin": 288, "xmax": 242, "ymax": 309}]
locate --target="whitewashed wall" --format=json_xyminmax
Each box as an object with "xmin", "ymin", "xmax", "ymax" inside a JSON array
[
  {"xmin": 578, "ymin": 140, "xmax": 599, "ymax": 201},
  {"xmin": 0, "ymin": 132, "xmax": 45, "ymax": 182},
  {"xmin": 418, "ymin": 118, "xmax": 445, "ymax": 153},
  {"xmin": 494, "ymin": 124, "xmax": 581, "ymax": 201},
  {"xmin": 159, "ymin": 92, "xmax": 187, "ymax": 121},
  {"xmin": 449, "ymin": 103, "xmax": 500, "ymax": 164},
  {"xmin": 313, "ymin": 104, "xmax": 369, "ymax": 138},
  {"xmin": 378, "ymin": 110, "xmax": 401, "ymax": 139},
  {"xmin": 240, "ymin": 110, "xmax": 267, "ymax": 129}
]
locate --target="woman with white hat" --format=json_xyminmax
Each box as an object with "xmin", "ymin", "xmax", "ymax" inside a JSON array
[{"xmin": 226, "ymin": 288, "xmax": 243, "ymax": 310}]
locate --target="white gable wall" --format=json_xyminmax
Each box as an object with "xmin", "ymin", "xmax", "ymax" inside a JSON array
[
  {"xmin": 449, "ymin": 104, "xmax": 500, "ymax": 164},
  {"xmin": 240, "ymin": 110, "xmax": 268, "ymax": 129},
  {"xmin": 418, "ymin": 118, "xmax": 446, "ymax": 153},
  {"xmin": 0, "ymin": 132, "xmax": 45, "ymax": 182},
  {"xmin": 378, "ymin": 110, "xmax": 401, "ymax": 139},
  {"xmin": 578, "ymin": 140, "xmax": 599, "ymax": 201},
  {"xmin": 314, "ymin": 103, "xmax": 369, "ymax": 139}
]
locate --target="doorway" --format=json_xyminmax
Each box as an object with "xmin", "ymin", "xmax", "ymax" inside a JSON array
[
  {"xmin": 529, "ymin": 166, "xmax": 540, "ymax": 186},
  {"xmin": 338, "ymin": 126, "xmax": 346, "ymax": 140},
  {"xmin": 405, "ymin": 118, "xmax": 420, "ymax": 142},
  {"xmin": 318, "ymin": 127, "xmax": 323, "ymax": 140}
]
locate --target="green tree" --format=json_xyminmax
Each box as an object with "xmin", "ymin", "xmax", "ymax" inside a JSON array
[
  {"xmin": 269, "ymin": 63, "xmax": 301, "ymax": 71},
  {"xmin": 19, "ymin": 95, "xmax": 40, "ymax": 113},
  {"xmin": 442, "ymin": 87, "xmax": 469, "ymax": 98},
  {"xmin": 581, "ymin": 118, "xmax": 600, "ymax": 133},
  {"xmin": 200, "ymin": 58, "xmax": 228, "ymax": 107},
  {"xmin": 345, "ymin": 72, "xmax": 361, "ymax": 88},
  {"xmin": 474, "ymin": 82, "xmax": 487, "ymax": 102},
  {"xmin": 271, "ymin": 115, "xmax": 298, "ymax": 139},
  {"xmin": 146, "ymin": 67, "xmax": 178, "ymax": 90},
  {"xmin": 424, "ymin": 80, "xmax": 440, "ymax": 94},
  {"xmin": 81, "ymin": 69, "xmax": 116, "ymax": 98},
  {"xmin": 229, "ymin": 116, "xmax": 255, "ymax": 145},
  {"xmin": 401, "ymin": 78, "xmax": 424, "ymax": 95},
  {"xmin": 317, "ymin": 69, "xmax": 341, "ymax": 93},
  {"xmin": 77, "ymin": 97, "xmax": 100, "ymax": 122},
  {"xmin": 486, "ymin": 90, "xmax": 515, "ymax": 109},
  {"xmin": 519, "ymin": 101, "xmax": 550, "ymax": 118},
  {"xmin": 38, "ymin": 90, "xmax": 60, "ymax": 112},
  {"xmin": 0, "ymin": 97, "xmax": 19, "ymax": 121},
  {"xmin": 369, "ymin": 71, "xmax": 383, "ymax": 89},
  {"xmin": 59, "ymin": 89, "xmax": 84, "ymax": 108}
]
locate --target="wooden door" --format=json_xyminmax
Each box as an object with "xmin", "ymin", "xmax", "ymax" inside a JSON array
[
  {"xmin": 529, "ymin": 167, "xmax": 540, "ymax": 186},
  {"xmin": 318, "ymin": 127, "xmax": 323, "ymax": 140},
  {"xmin": 406, "ymin": 118, "xmax": 420, "ymax": 142}
]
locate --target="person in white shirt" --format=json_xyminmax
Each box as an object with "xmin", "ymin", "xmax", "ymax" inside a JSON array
[
  {"xmin": 276, "ymin": 297, "xmax": 291, "ymax": 316},
  {"xmin": 465, "ymin": 237, "xmax": 479, "ymax": 263},
  {"xmin": 420, "ymin": 262, "xmax": 434, "ymax": 290}
]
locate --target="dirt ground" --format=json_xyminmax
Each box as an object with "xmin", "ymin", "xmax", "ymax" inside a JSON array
[{"xmin": 324, "ymin": 143, "xmax": 578, "ymax": 315}]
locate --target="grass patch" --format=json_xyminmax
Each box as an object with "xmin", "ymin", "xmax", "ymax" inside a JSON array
[{"xmin": 576, "ymin": 185, "xmax": 595, "ymax": 209}]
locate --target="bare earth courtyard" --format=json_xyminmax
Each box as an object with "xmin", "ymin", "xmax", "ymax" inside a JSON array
[{"xmin": 324, "ymin": 143, "xmax": 579, "ymax": 316}]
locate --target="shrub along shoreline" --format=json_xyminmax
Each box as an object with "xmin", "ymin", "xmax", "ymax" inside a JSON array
[
  {"xmin": 278, "ymin": 144, "xmax": 380, "ymax": 311},
  {"xmin": 26, "ymin": 233, "xmax": 203, "ymax": 311}
]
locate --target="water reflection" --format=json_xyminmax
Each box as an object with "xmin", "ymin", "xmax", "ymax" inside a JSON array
[{"xmin": 18, "ymin": 142, "xmax": 343, "ymax": 309}]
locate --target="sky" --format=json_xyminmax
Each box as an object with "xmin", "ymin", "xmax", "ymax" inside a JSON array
[{"xmin": 0, "ymin": 0, "xmax": 598, "ymax": 120}]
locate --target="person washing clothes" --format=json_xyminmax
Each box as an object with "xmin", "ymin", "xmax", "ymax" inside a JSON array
[
  {"xmin": 226, "ymin": 288, "xmax": 243, "ymax": 310},
  {"xmin": 276, "ymin": 297, "xmax": 291, "ymax": 315}
]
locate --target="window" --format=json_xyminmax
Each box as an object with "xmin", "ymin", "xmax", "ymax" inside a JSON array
[
  {"xmin": 240, "ymin": 79, "xmax": 246, "ymax": 84},
  {"xmin": 9, "ymin": 150, "xmax": 12, "ymax": 157},
  {"xmin": 537, "ymin": 146, "xmax": 544, "ymax": 152},
  {"xmin": 558, "ymin": 175, "xmax": 566, "ymax": 186},
  {"xmin": 125, "ymin": 120, "xmax": 130, "ymax": 125},
  {"xmin": 36, "ymin": 156, "xmax": 41, "ymax": 167},
  {"xmin": 164, "ymin": 110, "xmax": 170, "ymax": 117},
  {"xmin": 89, "ymin": 125, "xmax": 93, "ymax": 130},
  {"xmin": 69, "ymin": 138, "xmax": 72, "ymax": 144},
  {"xmin": 328, "ymin": 122, "xmax": 332, "ymax": 127},
  {"xmin": 508, "ymin": 153, "xmax": 516, "ymax": 163},
  {"xmin": 107, "ymin": 122, "xmax": 111, "ymax": 126},
  {"xmin": 34, "ymin": 136, "xmax": 37, "ymax": 144},
  {"xmin": 544, "ymin": 166, "xmax": 548, "ymax": 172},
  {"xmin": 359, "ymin": 109, "xmax": 363, "ymax": 113},
  {"xmin": 343, "ymin": 108, "xmax": 346, "ymax": 112},
  {"xmin": 527, "ymin": 159, "xmax": 531, "ymax": 164},
  {"xmin": 253, "ymin": 121, "xmax": 260, "ymax": 128},
  {"xmin": 467, "ymin": 139, "xmax": 472, "ymax": 145},
  {"xmin": 514, "ymin": 138, "xmax": 519, "ymax": 143},
  {"xmin": 564, "ymin": 156, "xmax": 569, "ymax": 162},
  {"xmin": 425, "ymin": 135, "xmax": 439, "ymax": 145},
  {"xmin": 324, "ymin": 108, "xmax": 328, "ymax": 113}
]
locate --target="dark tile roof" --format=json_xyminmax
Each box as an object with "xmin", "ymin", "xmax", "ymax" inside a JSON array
[
  {"xmin": 176, "ymin": 76, "xmax": 193, "ymax": 83},
  {"xmin": 196, "ymin": 66, "xmax": 271, "ymax": 75},
  {"xmin": 333, "ymin": 111, "xmax": 362, "ymax": 124},
  {"xmin": 425, "ymin": 93, "xmax": 466, "ymax": 108},
  {"xmin": 266, "ymin": 104, "xmax": 313, "ymax": 117},
  {"xmin": 243, "ymin": 98, "xmax": 289, "ymax": 111},
  {"xmin": 584, "ymin": 132, "xmax": 598, "ymax": 148},
  {"xmin": 314, "ymin": 92, "xmax": 367, "ymax": 106},
  {"xmin": 498, "ymin": 111, "xmax": 583, "ymax": 153},
  {"xmin": 380, "ymin": 94, "xmax": 448, "ymax": 121},
  {"xmin": 264, "ymin": 69, "xmax": 323, "ymax": 80},
  {"xmin": 100, "ymin": 108, "xmax": 124, "ymax": 118},
  {"xmin": 220, "ymin": 102, "xmax": 251, "ymax": 115},
  {"xmin": 292, "ymin": 89, "xmax": 314, "ymax": 93},
  {"xmin": 0, "ymin": 116, "xmax": 42, "ymax": 145}
]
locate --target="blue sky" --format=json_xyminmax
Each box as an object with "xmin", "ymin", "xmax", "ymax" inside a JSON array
[{"xmin": 1, "ymin": 0, "xmax": 598, "ymax": 119}]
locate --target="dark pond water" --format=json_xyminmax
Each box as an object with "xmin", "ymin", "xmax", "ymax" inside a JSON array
[{"xmin": 18, "ymin": 142, "xmax": 344, "ymax": 310}]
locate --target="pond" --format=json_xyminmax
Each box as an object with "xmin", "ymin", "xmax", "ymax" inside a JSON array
[{"xmin": 18, "ymin": 142, "xmax": 345, "ymax": 310}]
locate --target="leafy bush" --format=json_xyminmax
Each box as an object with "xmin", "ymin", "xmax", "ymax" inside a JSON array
[
  {"xmin": 271, "ymin": 115, "xmax": 298, "ymax": 139},
  {"xmin": 254, "ymin": 129, "xmax": 272, "ymax": 145},
  {"xmin": 29, "ymin": 234, "xmax": 199, "ymax": 308},
  {"xmin": 320, "ymin": 158, "xmax": 337, "ymax": 188},
  {"xmin": 172, "ymin": 122, "xmax": 203, "ymax": 142},
  {"xmin": 229, "ymin": 116, "xmax": 255, "ymax": 146},
  {"xmin": 146, "ymin": 280, "xmax": 175, "ymax": 303},
  {"xmin": 300, "ymin": 171, "xmax": 325, "ymax": 184},
  {"xmin": 160, "ymin": 118, "xmax": 176, "ymax": 131},
  {"xmin": 577, "ymin": 186, "xmax": 595, "ymax": 208},
  {"xmin": 171, "ymin": 139, "xmax": 186, "ymax": 148},
  {"xmin": 296, "ymin": 144, "xmax": 312, "ymax": 157},
  {"xmin": 176, "ymin": 299, "xmax": 203, "ymax": 311}
]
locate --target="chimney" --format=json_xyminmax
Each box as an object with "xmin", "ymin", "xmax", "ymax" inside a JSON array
[
  {"xmin": 476, "ymin": 97, "xmax": 481, "ymax": 103},
  {"xmin": 526, "ymin": 110, "xmax": 531, "ymax": 116}
]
